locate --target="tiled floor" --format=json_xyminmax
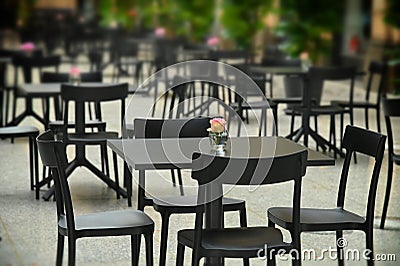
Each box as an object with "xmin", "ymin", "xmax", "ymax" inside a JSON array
[{"xmin": 0, "ymin": 56, "xmax": 399, "ymax": 265}]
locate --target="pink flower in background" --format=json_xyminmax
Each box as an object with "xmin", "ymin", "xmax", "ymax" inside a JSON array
[
  {"xmin": 155, "ymin": 27, "xmax": 166, "ymax": 37},
  {"xmin": 70, "ymin": 67, "xmax": 81, "ymax": 76},
  {"xmin": 20, "ymin": 42, "xmax": 35, "ymax": 51},
  {"xmin": 208, "ymin": 117, "xmax": 227, "ymax": 133},
  {"xmin": 207, "ymin": 36, "xmax": 219, "ymax": 46}
]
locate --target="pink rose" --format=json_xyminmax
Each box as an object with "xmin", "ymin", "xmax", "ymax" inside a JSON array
[
  {"xmin": 207, "ymin": 37, "xmax": 219, "ymax": 46},
  {"xmin": 155, "ymin": 27, "xmax": 166, "ymax": 37},
  {"xmin": 70, "ymin": 67, "xmax": 81, "ymax": 76},
  {"xmin": 208, "ymin": 118, "xmax": 227, "ymax": 133},
  {"xmin": 20, "ymin": 42, "xmax": 35, "ymax": 51}
]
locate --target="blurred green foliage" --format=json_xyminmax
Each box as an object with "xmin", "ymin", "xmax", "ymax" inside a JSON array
[
  {"xmin": 220, "ymin": 0, "xmax": 272, "ymax": 49},
  {"xmin": 274, "ymin": 0, "xmax": 344, "ymax": 63}
]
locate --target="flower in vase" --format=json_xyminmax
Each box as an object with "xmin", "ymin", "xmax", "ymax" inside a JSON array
[
  {"xmin": 69, "ymin": 67, "xmax": 81, "ymax": 84},
  {"xmin": 207, "ymin": 117, "xmax": 228, "ymax": 148},
  {"xmin": 20, "ymin": 42, "xmax": 35, "ymax": 52},
  {"xmin": 207, "ymin": 36, "xmax": 219, "ymax": 48}
]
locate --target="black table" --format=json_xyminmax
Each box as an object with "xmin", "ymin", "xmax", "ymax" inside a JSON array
[
  {"xmin": 13, "ymin": 82, "xmax": 148, "ymax": 127},
  {"xmin": 249, "ymin": 65, "xmax": 349, "ymax": 157},
  {"xmin": 108, "ymin": 136, "xmax": 334, "ymax": 209}
]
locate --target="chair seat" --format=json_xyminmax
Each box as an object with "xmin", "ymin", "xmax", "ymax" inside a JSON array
[
  {"xmin": 67, "ymin": 131, "xmax": 119, "ymax": 144},
  {"xmin": 331, "ymin": 100, "xmax": 377, "ymax": 108},
  {"xmin": 59, "ymin": 209, "xmax": 153, "ymax": 232},
  {"xmin": 268, "ymin": 207, "xmax": 365, "ymax": 231},
  {"xmin": 48, "ymin": 119, "xmax": 106, "ymax": 129},
  {"xmin": 178, "ymin": 227, "xmax": 287, "ymax": 253},
  {"xmin": 0, "ymin": 126, "xmax": 39, "ymax": 137},
  {"xmin": 153, "ymin": 195, "xmax": 244, "ymax": 213}
]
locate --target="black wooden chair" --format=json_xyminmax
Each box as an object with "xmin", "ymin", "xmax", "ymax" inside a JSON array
[
  {"xmin": 42, "ymin": 71, "xmax": 105, "ymax": 128},
  {"xmin": 268, "ymin": 125, "xmax": 386, "ymax": 265},
  {"xmin": 59, "ymin": 83, "xmax": 128, "ymax": 199},
  {"xmin": 9, "ymin": 54, "xmax": 61, "ymax": 126},
  {"xmin": 176, "ymin": 146, "xmax": 308, "ymax": 265},
  {"xmin": 380, "ymin": 96, "xmax": 400, "ymax": 229},
  {"xmin": 332, "ymin": 61, "xmax": 388, "ymax": 133},
  {"xmin": 36, "ymin": 130, "xmax": 154, "ymax": 266},
  {"xmin": 133, "ymin": 117, "xmax": 248, "ymax": 266}
]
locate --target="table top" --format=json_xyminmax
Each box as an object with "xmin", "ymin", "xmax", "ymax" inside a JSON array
[
  {"xmin": 20, "ymin": 82, "xmax": 149, "ymax": 97},
  {"xmin": 108, "ymin": 136, "xmax": 334, "ymax": 170}
]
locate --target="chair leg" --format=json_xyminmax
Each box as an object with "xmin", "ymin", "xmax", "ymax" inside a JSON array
[
  {"xmin": 112, "ymin": 151, "xmax": 120, "ymax": 199},
  {"xmin": 145, "ymin": 233, "xmax": 154, "ymax": 266},
  {"xmin": 380, "ymin": 160, "xmax": 394, "ymax": 229},
  {"xmin": 170, "ymin": 169, "xmax": 177, "ymax": 187},
  {"xmin": 28, "ymin": 137, "xmax": 34, "ymax": 191},
  {"xmin": 32, "ymin": 137, "xmax": 39, "ymax": 199},
  {"xmin": 132, "ymin": 235, "xmax": 140, "ymax": 266},
  {"xmin": 159, "ymin": 212, "xmax": 171, "ymax": 266},
  {"xmin": 314, "ymin": 116, "xmax": 319, "ymax": 151},
  {"xmin": 336, "ymin": 230, "xmax": 344, "ymax": 266},
  {"xmin": 176, "ymin": 242, "xmax": 185, "ymax": 266},
  {"xmin": 376, "ymin": 107, "xmax": 381, "ymax": 133},
  {"xmin": 365, "ymin": 107, "xmax": 369, "ymax": 129},
  {"xmin": 365, "ymin": 230, "xmax": 374, "ymax": 266},
  {"xmin": 56, "ymin": 233, "xmax": 64, "ymax": 266},
  {"xmin": 239, "ymin": 204, "xmax": 249, "ymax": 266},
  {"xmin": 67, "ymin": 237, "xmax": 76, "ymax": 266},
  {"xmin": 177, "ymin": 169, "xmax": 184, "ymax": 196}
]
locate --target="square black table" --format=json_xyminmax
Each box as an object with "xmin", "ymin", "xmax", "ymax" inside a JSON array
[{"xmin": 108, "ymin": 136, "xmax": 334, "ymax": 209}]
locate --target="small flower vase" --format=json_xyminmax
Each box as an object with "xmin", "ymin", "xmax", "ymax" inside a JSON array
[
  {"xmin": 209, "ymin": 131, "xmax": 228, "ymax": 155},
  {"xmin": 69, "ymin": 74, "xmax": 81, "ymax": 85}
]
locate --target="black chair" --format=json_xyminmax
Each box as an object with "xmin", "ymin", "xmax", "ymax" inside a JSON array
[
  {"xmin": 0, "ymin": 126, "xmax": 41, "ymax": 199},
  {"xmin": 176, "ymin": 146, "xmax": 308, "ymax": 265},
  {"xmin": 112, "ymin": 38, "xmax": 143, "ymax": 84},
  {"xmin": 9, "ymin": 54, "xmax": 61, "ymax": 126},
  {"xmin": 268, "ymin": 125, "xmax": 386, "ymax": 265},
  {"xmin": 288, "ymin": 66, "xmax": 357, "ymax": 158},
  {"xmin": 36, "ymin": 130, "xmax": 154, "ymax": 266},
  {"xmin": 227, "ymin": 63, "xmax": 278, "ymax": 136},
  {"xmin": 134, "ymin": 117, "xmax": 248, "ymax": 266},
  {"xmin": 55, "ymin": 83, "xmax": 128, "ymax": 200},
  {"xmin": 332, "ymin": 61, "xmax": 388, "ymax": 133},
  {"xmin": 42, "ymin": 71, "xmax": 105, "ymax": 127},
  {"xmin": 380, "ymin": 96, "xmax": 400, "ymax": 229}
]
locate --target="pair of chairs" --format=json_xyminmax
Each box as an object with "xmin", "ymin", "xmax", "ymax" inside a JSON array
[
  {"xmin": 176, "ymin": 125, "xmax": 386, "ymax": 265},
  {"xmin": 129, "ymin": 117, "xmax": 248, "ymax": 266}
]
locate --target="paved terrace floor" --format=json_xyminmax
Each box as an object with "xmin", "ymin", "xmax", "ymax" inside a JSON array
[{"xmin": 0, "ymin": 57, "xmax": 399, "ymax": 265}]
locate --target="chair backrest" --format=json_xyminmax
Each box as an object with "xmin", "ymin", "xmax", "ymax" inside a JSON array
[
  {"xmin": 134, "ymin": 117, "xmax": 211, "ymax": 139},
  {"xmin": 307, "ymin": 66, "xmax": 356, "ymax": 105},
  {"xmin": 36, "ymin": 130, "xmax": 76, "ymax": 232},
  {"xmin": 338, "ymin": 125, "xmax": 386, "ymax": 224},
  {"xmin": 191, "ymin": 148, "xmax": 307, "ymax": 245},
  {"xmin": 365, "ymin": 61, "xmax": 388, "ymax": 103},
  {"xmin": 41, "ymin": 71, "xmax": 103, "ymax": 83},
  {"xmin": 381, "ymin": 96, "xmax": 400, "ymax": 156},
  {"xmin": 61, "ymin": 83, "xmax": 128, "ymax": 134},
  {"xmin": 12, "ymin": 54, "xmax": 61, "ymax": 83}
]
